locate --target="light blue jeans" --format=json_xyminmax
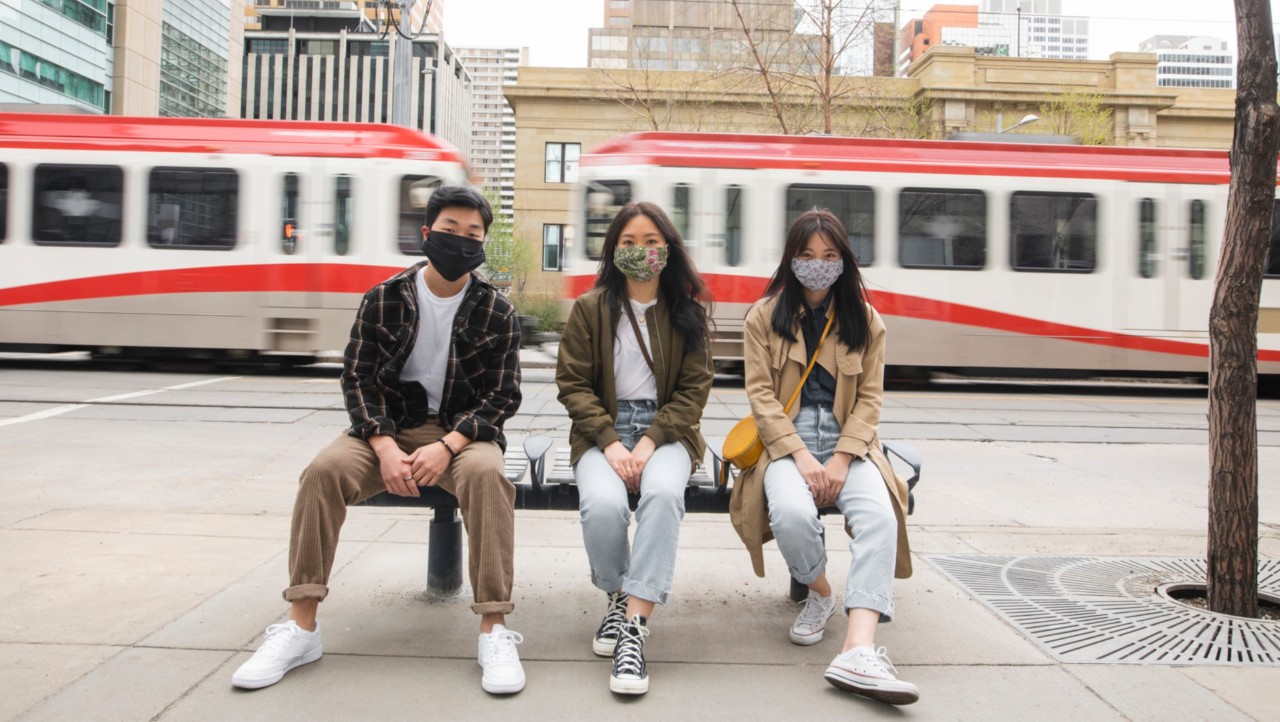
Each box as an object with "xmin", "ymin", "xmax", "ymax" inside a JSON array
[
  {"xmin": 575, "ymin": 399, "xmax": 692, "ymax": 605},
  {"xmin": 764, "ymin": 404, "xmax": 898, "ymax": 621}
]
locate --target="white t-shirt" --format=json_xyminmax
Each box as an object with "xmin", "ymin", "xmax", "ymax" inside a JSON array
[
  {"xmin": 614, "ymin": 297, "xmax": 659, "ymax": 401},
  {"xmin": 401, "ymin": 268, "xmax": 469, "ymax": 414}
]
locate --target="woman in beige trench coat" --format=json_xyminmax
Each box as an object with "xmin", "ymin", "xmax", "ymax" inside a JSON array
[{"xmin": 729, "ymin": 209, "xmax": 917, "ymax": 706}]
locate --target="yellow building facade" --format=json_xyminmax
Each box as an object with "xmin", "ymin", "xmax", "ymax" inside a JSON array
[{"xmin": 505, "ymin": 47, "xmax": 1235, "ymax": 295}]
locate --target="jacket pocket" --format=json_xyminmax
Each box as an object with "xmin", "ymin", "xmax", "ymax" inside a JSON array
[{"xmin": 837, "ymin": 354, "xmax": 863, "ymax": 377}]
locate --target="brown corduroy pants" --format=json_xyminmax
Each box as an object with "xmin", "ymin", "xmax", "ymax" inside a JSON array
[{"xmin": 282, "ymin": 422, "xmax": 516, "ymax": 615}]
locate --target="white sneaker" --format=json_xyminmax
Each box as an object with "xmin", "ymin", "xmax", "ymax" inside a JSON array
[
  {"xmin": 478, "ymin": 624, "xmax": 526, "ymax": 694},
  {"xmin": 824, "ymin": 645, "xmax": 920, "ymax": 705},
  {"xmin": 790, "ymin": 592, "xmax": 838, "ymax": 646},
  {"xmin": 231, "ymin": 620, "xmax": 322, "ymax": 689}
]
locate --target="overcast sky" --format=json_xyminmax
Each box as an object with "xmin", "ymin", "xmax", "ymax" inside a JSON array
[{"xmin": 445, "ymin": 0, "xmax": 1272, "ymax": 67}]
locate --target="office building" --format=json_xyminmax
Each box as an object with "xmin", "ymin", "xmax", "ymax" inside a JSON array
[
  {"xmin": 245, "ymin": 0, "xmax": 444, "ymax": 34},
  {"xmin": 457, "ymin": 47, "xmax": 524, "ymax": 221},
  {"xmin": 1140, "ymin": 35, "xmax": 1234, "ymax": 90}
]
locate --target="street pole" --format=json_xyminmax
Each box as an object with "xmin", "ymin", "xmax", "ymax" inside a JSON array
[
  {"xmin": 1016, "ymin": 3, "xmax": 1021, "ymax": 58},
  {"xmin": 390, "ymin": 0, "xmax": 414, "ymax": 127}
]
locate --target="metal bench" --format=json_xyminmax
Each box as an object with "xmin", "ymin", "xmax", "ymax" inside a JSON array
[{"xmin": 356, "ymin": 434, "xmax": 922, "ymax": 602}]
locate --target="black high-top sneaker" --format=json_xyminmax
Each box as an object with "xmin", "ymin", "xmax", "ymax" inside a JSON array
[
  {"xmin": 592, "ymin": 591, "xmax": 630, "ymax": 657},
  {"xmin": 610, "ymin": 615, "xmax": 650, "ymax": 695}
]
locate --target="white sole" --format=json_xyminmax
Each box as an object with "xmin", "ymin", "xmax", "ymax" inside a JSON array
[
  {"xmin": 823, "ymin": 668, "xmax": 919, "ymax": 706},
  {"xmin": 231, "ymin": 647, "xmax": 323, "ymax": 690},
  {"xmin": 610, "ymin": 676, "xmax": 649, "ymax": 695},
  {"xmin": 592, "ymin": 638, "xmax": 616, "ymax": 657},
  {"xmin": 482, "ymin": 678, "xmax": 526, "ymax": 695},
  {"xmin": 789, "ymin": 629, "xmax": 823, "ymax": 646}
]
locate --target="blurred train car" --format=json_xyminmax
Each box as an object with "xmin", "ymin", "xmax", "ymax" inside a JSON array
[
  {"xmin": 0, "ymin": 113, "xmax": 467, "ymax": 362},
  {"xmin": 571, "ymin": 132, "xmax": 1280, "ymax": 382}
]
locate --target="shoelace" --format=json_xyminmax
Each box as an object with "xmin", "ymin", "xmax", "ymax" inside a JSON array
[
  {"xmin": 860, "ymin": 646, "xmax": 899, "ymax": 676},
  {"xmin": 601, "ymin": 593, "xmax": 629, "ymax": 637},
  {"xmin": 257, "ymin": 623, "xmax": 303, "ymax": 658},
  {"xmin": 613, "ymin": 623, "xmax": 650, "ymax": 677},
  {"xmin": 796, "ymin": 595, "xmax": 831, "ymax": 630},
  {"xmin": 487, "ymin": 629, "xmax": 524, "ymax": 665}
]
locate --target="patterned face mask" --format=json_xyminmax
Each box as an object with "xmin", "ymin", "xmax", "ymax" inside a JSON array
[
  {"xmin": 791, "ymin": 257, "xmax": 843, "ymax": 292},
  {"xmin": 613, "ymin": 245, "xmax": 669, "ymax": 282}
]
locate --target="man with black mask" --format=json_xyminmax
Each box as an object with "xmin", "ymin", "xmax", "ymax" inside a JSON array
[{"xmin": 232, "ymin": 186, "xmax": 526, "ymax": 695}]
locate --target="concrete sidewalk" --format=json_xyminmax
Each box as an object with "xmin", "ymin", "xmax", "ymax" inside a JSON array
[{"xmin": 1, "ymin": 376, "xmax": 1278, "ymax": 721}]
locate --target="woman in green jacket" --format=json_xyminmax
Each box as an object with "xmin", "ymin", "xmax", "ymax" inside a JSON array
[{"xmin": 556, "ymin": 201, "xmax": 713, "ymax": 696}]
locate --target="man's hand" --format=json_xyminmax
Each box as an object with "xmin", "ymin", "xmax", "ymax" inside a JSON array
[
  {"xmin": 408, "ymin": 440, "xmax": 453, "ymax": 488},
  {"xmin": 370, "ymin": 435, "xmax": 416, "ymax": 497}
]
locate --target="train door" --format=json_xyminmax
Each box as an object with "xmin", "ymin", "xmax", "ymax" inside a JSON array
[
  {"xmin": 1124, "ymin": 184, "xmax": 1179, "ymax": 334},
  {"xmin": 1174, "ymin": 192, "xmax": 1216, "ymax": 333},
  {"xmin": 258, "ymin": 163, "xmax": 327, "ymax": 354}
]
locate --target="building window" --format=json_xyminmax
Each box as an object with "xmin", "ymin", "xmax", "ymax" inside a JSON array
[
  {"xmin": 787, "ymin": 185, "xmax": 876, "ymax": 265},
  {"xmin": 543, "ymin": 224, "xmax": 564, "ymax": 271},
  {"xmin": 159, "ymin": 22, "xmax": 229, "ymax": 118},
  {"xmin": 583, "ymin": 180, "xmax": 631, "ymax": 260},
  {"xmin": 38, "ymin": 0, "xmax": 109, "ymax": 36},
  {"xmin": 1010, "ymin": 192, "xmax": 1097, "ymax": 273},
  {"xmin": 1190, "ymin": 200, "xmax": 1209, "ymax": 280},
  {"xmin": 147, "ymin": 167, "xmax": 238, "ymax": 250},
  {"xmin": 399, "ymin": 176, "xmax": 441, "ymax": 254},
  {"xmin": 898, "ymin": 188, "xmax": 986, "ymax": 269},
  {"xmin": 1138, "ymin": 198, "xmax": 1157, "ymax": 278},
  {"xmin": 545, "ymin": 143, "xmax": 580, "ymax": 183},
  {"xmin": 334, "ymin": 175, "xmax": 353, "ymax": 256},
  {"xmin": 32, "ymin": 164, "xmax": 123, "ymax": 247}
]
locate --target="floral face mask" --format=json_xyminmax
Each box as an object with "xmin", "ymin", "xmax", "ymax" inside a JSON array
[
  {"xmin": 791, "ymin": 257, "xmax": 843, "ymax": 291},
  {"xmin": 613, "ymin": 245, "xmax": 669, "ymax": 282}
]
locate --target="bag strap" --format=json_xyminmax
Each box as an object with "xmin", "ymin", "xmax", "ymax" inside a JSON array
[
  {"xmin": 783, "ymin": 310, "xmax": 835, "ymax": 414},
  {"xmin": 622, "ymin": 299, "xmax": 658, "ymax": 377}
]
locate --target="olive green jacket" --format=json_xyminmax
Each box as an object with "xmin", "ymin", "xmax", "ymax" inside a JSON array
[{"xmin": 556, "ymin": 287, "xmax": 714, "ymax": 466}]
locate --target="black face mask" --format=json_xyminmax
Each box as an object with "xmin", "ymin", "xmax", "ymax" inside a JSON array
[{"xmin": 421, "ymin": 230, "xmax": 485, "ymax": 282}]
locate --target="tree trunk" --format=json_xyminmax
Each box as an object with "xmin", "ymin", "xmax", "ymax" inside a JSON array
[{"xmin": 1207, "ymin": 0, "xmax": 1279, "ymax": 617}]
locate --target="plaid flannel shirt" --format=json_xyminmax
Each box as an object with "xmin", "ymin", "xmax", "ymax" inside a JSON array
[{"xmin": 341, "ymin": 262, "xmax": 522, "ymax": 450}]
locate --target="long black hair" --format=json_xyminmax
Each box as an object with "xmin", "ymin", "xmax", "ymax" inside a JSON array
[
  {"xmin": 595, "ymin": 201, "xmax": 711, "ymax": 351},
  {"xmin": 762, "ymin": 208, "xmax": 871, "ymax": 353}
]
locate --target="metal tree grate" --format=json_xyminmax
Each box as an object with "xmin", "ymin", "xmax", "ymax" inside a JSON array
[{"xmin": 925, "ymin": 555, "xmax": 1280, "ymax": 666}]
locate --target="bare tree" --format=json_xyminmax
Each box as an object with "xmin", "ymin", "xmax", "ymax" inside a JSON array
[
  {"xmin": 1035, "ymin": 91, "xmax": 1114, "ymax": 145},
  {"xmin": 1207, "ymin": 0, "xmax": 1279, "ymax": 617}
]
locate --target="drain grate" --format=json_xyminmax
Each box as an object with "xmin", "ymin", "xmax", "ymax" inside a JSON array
[{"xmin": 925, "ymin": 555, "xmax": 1280, "ymax": 666}]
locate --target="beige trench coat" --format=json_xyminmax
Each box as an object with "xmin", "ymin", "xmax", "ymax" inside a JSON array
[{"xmin": 728, "ymin": 295, "xmax": 913, "ymax": 579}]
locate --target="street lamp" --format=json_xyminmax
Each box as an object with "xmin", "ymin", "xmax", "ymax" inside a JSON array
[{"xmin": 1000, "ymin": 113, "xmax": 1039, "ymax": 133}]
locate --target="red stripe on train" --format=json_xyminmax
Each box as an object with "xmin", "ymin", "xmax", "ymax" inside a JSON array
[
  {"xmin": 566, "ymin": 272, "xmax": 1280, "ymax": 363},
  {"xmin": 0, "ymin": 264, "xmax": 405, "ymax": 306}
]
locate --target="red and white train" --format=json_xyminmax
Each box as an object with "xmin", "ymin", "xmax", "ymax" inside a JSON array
[
  {"xmin": 570, "ymin": 132, "xmax": 1280, "ymax": 381},
  {"xmin": 0, "ymin": 113, "xmax": 466, "ymax": 361}
]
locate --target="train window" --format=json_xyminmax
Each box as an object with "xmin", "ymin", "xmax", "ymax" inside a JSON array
[
  {"xmin": 146, "ymin": 168, "xmax": 238, "ymax": 250},
  {"xmin": 334, "ymin": 175, "xmax": 353, "ymax": 256},
  {"xmin": 1010, "ymin": 192, "xmax": 1097, "ymax": 273},
  {"xmin": 282, "ymin": 173, "xmax": 300, "ymax": 255},
  {"xmin": 584, "ymin": 180, "xmax": 631, "ymax": 260},
  {"xmin": 1138, "ymin": 198, "xmax": 1158, "ymax": 278},
  {"xmin": 398, "ymin": 176, "xmax": 441, "ymax": 254},
  {"xmin": 1266, "ymin": 201, "xmax": 1280, "ymax": 279},
  {"xmin": 32, "ymin": 164, "xmax": 123, "ymax": 247},
  {"xmin": 725, "ymin": 185, "xmax": 744, "ymax": 266},
  {"xmin": 0, "ymin": 164, "xmax": 7, "ymax": 242},
  {"xmin": 1190, "ymin": 200, "xmax": 1208, "ymax": 279},
  {"xmin": 786, "ymin": 185, "xmax": 875, "ymax": 265},
  {"xmin": 672, "ymin": 184, "xmax": 692, "ymax": 241},
  {"xmin": 898, "ymin": 188, "xmax": 986, "ymax": 269}
]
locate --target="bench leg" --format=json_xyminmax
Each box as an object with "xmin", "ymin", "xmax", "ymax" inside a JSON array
[
  {"xmin": 427, "ymin": 505, "xmax": 463, "ymax": 598},
  {"xmin": 789, "ymin": 576, "xmax": 809, "ymax": 603}
]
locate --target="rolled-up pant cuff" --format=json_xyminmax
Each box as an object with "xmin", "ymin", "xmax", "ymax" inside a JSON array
[
  {"xmin": 592, "ymin": 573, "xmax": 626, "ymax": 594},
  {"xmin": 789, "ymin": 560, "xmax": 827, "ymax": 587},
  {"xmin": 844, "ymin": 590, "xmax": 894, "ymax": 622},
  {"xmin": 621, "ymin": 580, "xmax": 670, "ymax": 606},
  {"xmin": 472, "ymin": 601, "xmax": 515, "ymax": 615},
  {"xmin": 283, "ymin": 583, "xmax": 329, "ymax": 602}
]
